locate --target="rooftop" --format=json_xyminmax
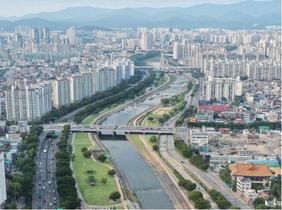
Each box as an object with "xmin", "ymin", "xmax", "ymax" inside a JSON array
[{"xmin": 230, "ymin": 163, "xmax": 273, "ymax": 177}]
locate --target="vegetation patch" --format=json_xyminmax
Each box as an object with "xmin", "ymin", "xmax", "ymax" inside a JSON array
[{"xmin": 73, "ymin": 133, "xmax": 118, "ymax": 206}]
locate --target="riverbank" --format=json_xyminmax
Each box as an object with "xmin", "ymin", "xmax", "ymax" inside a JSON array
[
  {"xmin": 72, "ymin": 133, "xmax": 122, "ymax": 207},
  {"xmin": 71, "ymin": 71, "xmax": 172, "ymax": 208}
]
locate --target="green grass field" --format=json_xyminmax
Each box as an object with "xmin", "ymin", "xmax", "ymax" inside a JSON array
[{"xmin": 73, "ymin": 133, "xmax": 118, "ymax": 206}]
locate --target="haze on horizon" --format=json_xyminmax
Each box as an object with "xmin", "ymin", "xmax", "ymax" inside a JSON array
[{"xmin": 0, "ymin": 0, "xmax": 266, "ymax": 17}]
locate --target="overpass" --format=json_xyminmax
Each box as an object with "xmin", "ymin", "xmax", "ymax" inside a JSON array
[{"xmin": 43, "ymin": 124, "xmax": 188, "ymax": 135}]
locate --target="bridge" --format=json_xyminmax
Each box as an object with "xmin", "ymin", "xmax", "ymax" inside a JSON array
[
  {"xmin": 135, "ymin": 66, "xmax": 196, "ymax": 70},
  {"xmin": 43, "ymin": 124, "xmax": 187, "ymax": 135}
]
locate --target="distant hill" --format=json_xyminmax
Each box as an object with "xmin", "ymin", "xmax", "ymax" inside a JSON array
[{"xmin": 0, "ymin": 0, "xmax": 280, "ymax": 30}]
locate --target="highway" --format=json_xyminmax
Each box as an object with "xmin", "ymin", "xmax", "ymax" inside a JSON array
[{"xmin": 33, "ymin": 131, "xmax": 58, "ymax": 209}]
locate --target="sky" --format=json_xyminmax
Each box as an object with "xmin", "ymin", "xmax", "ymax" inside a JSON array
[{"xmin": 0, "ymin": 0, "xmax": 265, "ymax": 16}]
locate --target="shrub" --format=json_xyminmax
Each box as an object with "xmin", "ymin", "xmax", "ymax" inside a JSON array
[
  {"xmin": 81, "ymin": 147, "xmax": 87, "ymax": 152},
  {"xmin": 152, "ymin": 144, "xmax": 159, "ymax": 151},
  {"xmin": 97, "ymin": 154, "xmax": 107, "ymax": 162},
  {"xmin": 109, "ymin": 191, "xmax": 121, "ymax": 201},
  {"xmin": 108, "ymin": 169, "xmax": 117, "ymax": 176},
  {"xmin": 83, "ymin": 150, "xmax": 92, "ymax": 158},
  {"xmin": 149, "ymin": 135, "xmax": 158, "ymax": 143}
]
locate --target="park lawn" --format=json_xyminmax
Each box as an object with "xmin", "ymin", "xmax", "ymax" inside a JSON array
[
  {"xmin": 73, "ymin": 133, "xmax": 118, "ymax": 206},
  {"xmin": 154, "ymin": 107, "xmax": 172, "ymax": 115}
]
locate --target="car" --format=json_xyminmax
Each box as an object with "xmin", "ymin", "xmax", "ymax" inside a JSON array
[
  {"xmin": 181, "ymin": 160, "xmax": 185, "ymax": 163},
  {"xmin": 48, "ymin": 181, "xmax": 51, "ymax": 184},
  {"xmin": 42, "ymin": 186, "xmax": 46, "ymax": 190},
  {"xmin": 43, "ymin": 149, "xmax": 47, "ymax": 153},
  {"xmin": 49, "ymin": 203, "xmax": 53, "ymax": 207}
]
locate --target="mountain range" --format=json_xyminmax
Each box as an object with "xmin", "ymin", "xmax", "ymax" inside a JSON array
[{"xmin": 0, "ymin": 0, "xmax": 280, "ymax": 30}]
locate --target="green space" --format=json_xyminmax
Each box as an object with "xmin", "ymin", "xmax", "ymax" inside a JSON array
[
  {"xmin": 208, "ymin": 189, "xmax": 232, "ymax": 209},
  {"xmin": 188, "ymin": 190, "xmax": 211, "ymax": 209},
  {"xmin": 130, "ymin": 51, "xmax": 160, "ymax": 66},
  {"xmin": 174, "ymin": 139, "xmax": 209, "ymax": 171},
  {"xmin": 73, "ymin": 133, "xmax": 118, "ymax": 206},
  {"xmin": 56, "ymin": 125, "xmax": 80, "ymax": 208}
]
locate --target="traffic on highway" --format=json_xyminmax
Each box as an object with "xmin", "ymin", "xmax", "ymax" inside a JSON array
[{"xmin": 33, "ymin": 131, "xmax": 59, "ymax": 209}]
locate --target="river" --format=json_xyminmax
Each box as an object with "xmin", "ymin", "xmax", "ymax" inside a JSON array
[{"xmin": 101, "ymin": 75, "xmax": 186, "ymax": 209}]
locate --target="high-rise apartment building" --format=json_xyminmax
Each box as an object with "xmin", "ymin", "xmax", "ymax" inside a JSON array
[
  {"xmin": 32, "ymin": 28, "xmax": 40, "ymax": 45},
  {"xmin": 203, "ymin": 76, "xmax": 242, "ymax": 101},
  {"xmin": 140, "ymin": 31, "xmax": 154, "ymax": 51},
  {"xmin": 66, "ymin": 27, "xmax": 77, "ymax": 44},
  {"xmin": 42, "ymin": 27, "xmax": 51, "ymax": 44},
  {"xmin": 0, "ymin": 151, "xmax": 6, "ymax": 205},
  {"xmin": 5, "ymin": 82, "xmax": 52, "ymax": 122},
  {"xmin": 52, "ymin": 78, "xmax": 70, "ymax": 108}
]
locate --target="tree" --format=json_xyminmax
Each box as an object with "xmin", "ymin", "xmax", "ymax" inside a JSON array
[
  {"xmin": 108, "ymin": 169, "xmax": 117, "ymax": 176},
  {"xmin": 9, "ymin": 182, "xmax": 22, "ymax": 198},
  {"xmin": 219, "ymin": 166, "xmax": 232, "ymax": 186},
  {"xmin": 188, "ymin": 191, "xmax": 203, "ymax": 201},
  {"xmin": 194, "ymin": 198, "xmax": 211, "ymax": 209},
  {"xmin": 190, "ymin": 155, "xmax": 209, "ymax": 170},
  {"xmin": 83, "ymin": 150, "xmax": 92, "ymax": 158},
  {"xmin": 254, "ymin": 204, "xmax": 268, "ymax": 209},
  {"xmin": 97, "ymin": 154, "xmax": 107, "ymax": 162},
  {"xmin": 109, "ymin": 191, "xmax": 121, "ymax": 201},
  {"xmin": 184, "ymin": 181, "xmax": 196, "ymax": 191},
  {"xmin": 209, "ymin": 189, "xmax": 232, "ymax": 209},
  {"xmin": 150, "ymin": 135, "xmax": 158, "ymax": 143},
  {"xmin": 152, "ymin": 144, "xmax": 159, "ymax": 151},
  {"xmin": 5, "ymin": 202, "xmax": 17, "ymax": 209},
  {"xmin": 253, "ymin": 197, "xmax": 265, "ymax": 207},
  {"xmin": 81, "ymin": 147, "xmax": 87, "ymax": 152},
  {"xmin": 271, "ymin": 175, "xmax": 281, "ymax": 199},
  {"xmin": 101, "ymin": 178, "xmax": 107, "ymax": 185},
  {"xmin": 161, "ymin": 98, "xmax": 170, "ymax": 106}
]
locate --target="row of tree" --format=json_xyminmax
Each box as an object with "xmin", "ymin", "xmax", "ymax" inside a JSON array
[
  {"xmin": 174, "ymin": 167, "xmax": 211, "ymax": 209},
  {"xmin": 40, "ymin": 70, "xmax": 143, "ymax": 123},
  {"xmin": 174, "ymin": 139, "xmax": 209, "ymax": 170},
  {"xmin": 55, "ymin": 125, "xmax": 81, "ymax": 209},
  {"xmin": 208, "ymin": 189, "xmax": 232, "ymax": 209},
  {"xmin": 188, "ymin": 190, "xmax": 211, "ymax": 209},
  {"xmin": 175, "ymin": 105, "xmax": 197, "ymax": 126},
  {"xmin": 74, "ymin": 71, "xmax": 160, "ymax": 123},
  {"xmin": 4, "ymin": 125, "xmax": 43, "ymax": 208}
]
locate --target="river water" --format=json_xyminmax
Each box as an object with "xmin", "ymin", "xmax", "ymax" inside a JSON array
[{"xmin": 101, "ymin": 75, "xmax": 186, "ymax": 209}]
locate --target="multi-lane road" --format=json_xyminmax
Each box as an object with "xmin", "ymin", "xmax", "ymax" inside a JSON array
[{"xmin": 33, "ymin": 132, "xmax": 58, "ymax": 209}]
